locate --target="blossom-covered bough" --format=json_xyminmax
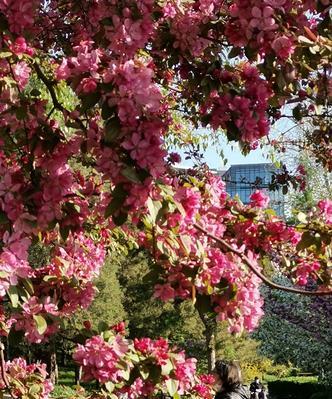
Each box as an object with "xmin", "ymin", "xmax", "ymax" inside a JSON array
[{"xmin": 0, "ymin": 0, "xmax": 331, "ymax": 398}]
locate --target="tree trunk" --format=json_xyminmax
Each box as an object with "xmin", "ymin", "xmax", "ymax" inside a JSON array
[
  {"xmin": 204, "ymin": 320, "xmax": 216, "ymax": 372},
  {"xmin": 197, "ymin": 306, "xmax": 216, "ymax": 373},
  {"xmin": 75, "ymin": 366, "xmax": 82, "ymax": 385},
  {"xmin": 49, "ymin": 342, "xmax": 58, "ymax": 385}
]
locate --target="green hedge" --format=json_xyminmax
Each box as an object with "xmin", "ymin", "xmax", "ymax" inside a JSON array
[{"xmin": 267, "ymin": 381, "xmax": 332, "ymax": 399}]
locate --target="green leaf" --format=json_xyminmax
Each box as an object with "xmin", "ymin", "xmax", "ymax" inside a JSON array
[
  {"xmin": 276, "ymin": 71, "xmax": 287, "ymax": 90},
  {"xmin": 0, "ymin": 51, "xmax": 12, "ymax": 58},
  {"xmin": 101, "ymin": 101, "xmax": 116, "ymax": 120},
  {"xmin": 43, "ymin": 275, "xmax": 58, "ymax": 282},
  {"xmin": 104, "ymin": 382, "xmax": 114, "ymax": 393},
  {"xmin": 127, "ymin": 353, "xmax": 140, "ymax": 363},
  {"xmin": 122, "ymin": 367, "xmax": 131, "ymax": 381},
  {"xmin": 100, "ymin": 17, "xmax": 113, "ymax": 26},
  {"xmin": 139, "ymin": 364, "xmax": 150, "ymax": 380},
  {"xmin": 161, "ymin": 359, "xmax": 173, "ymax": 376},
  {"xmin": 21, "ymin": 278, "xmax": 34, "ymax": 295},
  {"xmin": 297, "ymin": 212, "xmax": 308, "ymax": 224},
  {"xmin": 30, "ymin": 89, "xmax": 41, "ymax": 97},
  {"xmin": 104, "ymin": 117, "xmax": 121, "ymax": 143},
  {"xmin": 142, "ymin": 264, "xmax": 163, "ymax": 285},
  {"xmin": 60, "ymin": 225, "xmax": 70, "ymax": 241},
  {"xmin": 228, "ymin": 283, "xmax": 237, "ymax": 300},
  {"xmin": 29, "ymin": 384, "xmax": 41, "ymax": 395},
  {"xmin": 112, "ymin": 211, "xmax": 128, "ymax": 226},
  {"xmin": 98, "ymin": 321, "xmax": 109, "ymax": 333},
  {"xmin": 105, "ymin": 184, "xmax": 128, "ymax": 218},
  {"xmin": 292, "ymin": 105, "xmax": 302, "ymax": 121},
  {"xmin": 296, "ymin": 231, "xmax": 315, "ymax": 251},
  {"xmin": 195, "ymin": 294, "xmax": 212, "ymax": 314},
  {"xmin": 147, "ymin": 198, "xmax": 163, "ymax": 224},
  {"xmin": 166, "ymin": 379, "xmax": 179, "ymax": 397},
  {"xmin": 33, "ymin": 314, "xmax": 48, "ymax": 335},
  {"xmin": 80, "ymin": 91, "xmax": 101, "ymax": 112},
  {"xmin": 0, "ymin": 211, "xmax": 9, "ymax": 225},
  {"xmin": 218, "ymin": 277, "xmax": 229, "ymax": 290},
  {"xmin": 228, "ymin": 47, "xmax": 241, "ymax": 58},
  {"xmin": 180, "ymin": 235, "xmax": 192, "ymax": 255},
  {"xmin": 149, "ymin": 365, "xmax": 162, "ymax": 383},
  {"xmin": 16, "ymin": 106, "xmax": 27, "ymax": 120},
  {"xmin": 121, "ymin": 167, "xmax": 142, "ymax": 184},
  {"xmin": 298, "ymin": 35, "xmax": 314, "ymax": 45},
  {"xmin": 265, "ymin": 208, "xmax": 276, "ymax": 217},
  {"xmin": 8, "ymin": 286, "xmax": 19, "ymax": 308}
]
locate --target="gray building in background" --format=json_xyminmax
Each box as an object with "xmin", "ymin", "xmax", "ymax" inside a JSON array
[{"xmin": 219, "ymin": 163, "xmax": 285, "ymax": 216}]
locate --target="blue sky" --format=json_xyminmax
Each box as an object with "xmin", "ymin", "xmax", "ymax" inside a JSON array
[{"xmin": 177, "ymin": 116, "xmax": 295, "ymax": 170}]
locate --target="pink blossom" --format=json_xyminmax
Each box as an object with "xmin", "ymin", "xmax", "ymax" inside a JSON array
[
  {"xmin": 272, "ymin": 35, "xmax": 295, "ymax": 59},
  {"xmin": 80, "ymin": 77, "xmax": 98, "ymax": 93},
  {"xmin": 12, "ymin": 61, "xmax": 31, "ymax": 89},
  {"xmin": 154, "ymin": 283, "xmax": 176, "ymax": 301},
  {"xmin": 4, "ymin": 358, "xmax": 53, "ymax": 399},
  {"xmin": 9, "ymin": 37, "xmax": 34, "ymax": 55},
  {"xmin": 318, "ymin": 199, "xmax": 332, "ymax": 223},
  {"xmin": 250, "ymin": 190, "xmax": 270, "ymax": 208},
  {"xmin": 250, "ymin": 6, "xmax": 277, "ymax": 31}
]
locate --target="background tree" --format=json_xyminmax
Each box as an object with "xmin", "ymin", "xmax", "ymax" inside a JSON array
[
  {"xmin": 71, "ymin": 256, "xmax": 126, "ymax": 330},
  {"xmin": 253, "ymin": 279, "xmax": 332, "ymax": 385},
  {"xmin": 119, "ymin": 251, "xmax": 208, "ymax": 370}
]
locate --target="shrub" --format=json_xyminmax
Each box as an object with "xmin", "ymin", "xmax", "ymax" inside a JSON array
[
  {"xmin": 268, "ymin": 381, "xmax": 331, "ymax": 399},
  {"xmin": 309, "ymin": 392, "xmax": 332, "ymax": 399}
]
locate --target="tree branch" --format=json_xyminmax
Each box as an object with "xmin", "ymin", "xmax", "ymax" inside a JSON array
[
  {"xmin": 33, "ymin": 63, "xmax": 64, "ymax": 111},
  {"xmin": 33, "ymin": 62, "xmax": 86, "ymax": 131},
  {"xmin": 193, "ymin": 223, "xmax": 332, "ymax": 296}
]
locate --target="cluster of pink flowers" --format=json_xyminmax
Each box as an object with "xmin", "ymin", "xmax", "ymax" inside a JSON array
[
  {"xmin": 73, "ymin": 329, "xmax": 214, "ymax": 399},
  {"xmin": 250, "ymin": 190, "xmax": 270, "ymax": 208},
  {"xmin": 73, "ymin": 334, "xmax": 128, "ymax": 384},
  {"xmin": 318, "ymin": 200, "xmax": 332, "ymax": 224},
  {"xmin": 225, "ymin": 0, "xmax": 310, "ymax": 59},
  {"xmin": 0, "ymin": 358, "xmax": 53, "ymax": 399},
  {"xmin": 4, "ymin": 233, "xmax": 105, "ymax": 343},
  {"xmin": 139, "ymin": 172, "xmax": 330, "ymax": 332},
  {"xmin": 56, "ymin": 40, "xmax": 103, "ymax": 82},
  {"xmin": 141, "ymin": 176, "xmax": 266, "ymax": 333},
  {"xmin": 165, "ymin": 0, "xmax": 226, "ymax": 57},
  {"xmin": 170, "ymin": 8, "xmax": 211, "ymax": 57},
  {"xmin": 0, "ymin": 0, "xmax": 329, "ymax": 390},
  {"xmin": 201, "ymin": 64, "xmax": 272, "ymax": 144},
  {"xmin": 0, "ymin": 0, "xmax": 38, "ymax": 34},
  {"xmin": 295, "ymin": 259, "xmax": 321, "ymax": 286}
]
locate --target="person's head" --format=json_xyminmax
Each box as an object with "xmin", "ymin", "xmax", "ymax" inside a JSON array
[
  {"xmin": 254, "ymin": 377, "xmax": 260, "ymax": 383},
  {"xmin": 213, "ymin": 360, "xmax": 242, "ymax": 392}
]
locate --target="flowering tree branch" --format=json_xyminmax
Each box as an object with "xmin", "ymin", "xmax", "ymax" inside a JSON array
[{"xmin": 194, "ymin": 223, "xmax": 332, "ymax": 296}]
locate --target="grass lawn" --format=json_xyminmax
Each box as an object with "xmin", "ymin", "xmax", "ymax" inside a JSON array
[
  {"xmin": 52, "ymin": 368, "xmax": 321, "ymax": 398},
  {"xmin": 57, "ymin": 368, "xmax": 76, "ymax": 386},
  {"xmin": 263, "ymin": 375, "xmax": 319, "ymax": 384}
]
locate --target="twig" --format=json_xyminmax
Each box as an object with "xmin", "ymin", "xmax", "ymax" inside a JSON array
[{"xmin": 193, "ymin": 223, "xmax": 332, "ymax": 296}]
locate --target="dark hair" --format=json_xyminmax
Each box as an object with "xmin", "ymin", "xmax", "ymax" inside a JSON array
[{"xmin": 214, "ymin": 360, "xmax": 242, "ymax": 392}]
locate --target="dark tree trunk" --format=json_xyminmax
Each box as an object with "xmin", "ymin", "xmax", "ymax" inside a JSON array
[
  {"xmin": 48, "ymin": 341, "xmax": 58, "ymax": 385},
  {"xmin": 75, "ymin": 366, "xmax": 82, "ymax": 385},
  {"xmin": 197, "ymin": 305, "xmax": 216, "ymax": 372},
  {"xmin": 205, "ymin": 320, "xmax": 216, "ymax": 372}
]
